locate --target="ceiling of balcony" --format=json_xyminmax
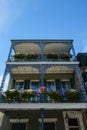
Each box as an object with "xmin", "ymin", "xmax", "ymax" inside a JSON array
[
  {"xmin": 13, "ymin": 43, "xmax": 72, "ymax": 54},
  {"xmin": 14, "ymin": 43, "xmax": 41, "ymax": 54},
  {"xmin": 11, "ymin": 66, "xmax": 74, "ymax": 74}
]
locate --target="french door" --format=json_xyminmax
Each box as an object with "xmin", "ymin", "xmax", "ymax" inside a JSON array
[
  {"xmin": 44, "ymin": 122, "xmax": 55, "ymax": 130},
  {"xmin": 12, "ymin": 123, "xmax": 26, "ymax": 130}
]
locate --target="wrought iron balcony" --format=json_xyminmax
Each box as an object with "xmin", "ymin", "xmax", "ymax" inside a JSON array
[
  {"xmin": 0, "ymin": 89, "xmax": 85, "ymax": 103},
  {"xmin": 9, "ymin": 55, "xmax": 73, "ymax": 62}
]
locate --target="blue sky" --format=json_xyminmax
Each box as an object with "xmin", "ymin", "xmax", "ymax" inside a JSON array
[{"xmin": 0, "ymin": 0, "xmax": 87, "ymax": 89}]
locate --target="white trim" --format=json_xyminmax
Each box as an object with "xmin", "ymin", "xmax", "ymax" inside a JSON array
[
  {"xmin": 46, "ymin": 80, "xmax": 55, "ymax": 81},
  {"xmin": 6, "ymin": 61, "xmax": 79, "ymax": 65},
  {"xmin": 38, "ymin": 118, "xmax": 57, "ymax": 130},
  {"xmin": 38, "ymin": 118, "xmax": 57, "ymax": 122},
  {"xmin": 30, "ymin": 80, "xmax": 39, "ymax": 82},
  {"xmin": 61, "ymin": 79, "xmax": 69, "ymax": 81},
  {"xmin": 10, "ymin": 119, "xmax": 29, "ymax": 123},
  {"xmin": 63, "ymin": 111, "xmax": 85, "ymax": 130},
  {"xmin": 16, "ymin": 80, "xmax": 24, "ymax": 82}
]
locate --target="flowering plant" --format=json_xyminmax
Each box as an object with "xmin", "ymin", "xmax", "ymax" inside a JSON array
[
  {"xmin": 47, "ymin": 90, "xmax": 63, "ymax": 102},
  {"xmin": 14, "ymin": 53, "xmax": 25, "ymax": 60},
  {"xmin": 26, "ymin": 53, "xmax": 38, "ymax": 60},
  {"xmin": 39, "ymin": 86, "xmax": 46, "ymax": 93},
  {"xmin": 65, "ymin": 89, "xmax": 81, "ymax": 102},
  {"xmin": 22, "ymin": 89, "xmax": 37, "ymax": 100},
  {"xmin": 14, "ymin": 53, "xmax": 39, "ymax": 60},
  {"xmin": 5, "ymin": 89, "xmax": 21, "ymax": 100},
  {"xmin": 60, "ymin": 52, "xmax": 72, "ymax": 60},
  {"xmin": 46, "ymin": 52, "xmax": 72, "ymax": 60},
  {"xmin": 46, "ymin": 52, "xmax": 58, "ymax": 59}
]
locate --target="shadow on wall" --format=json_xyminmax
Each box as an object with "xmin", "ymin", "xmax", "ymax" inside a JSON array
[{"xmin": 0, "ymin": 112, "xmax": 10, "ymax": 130}]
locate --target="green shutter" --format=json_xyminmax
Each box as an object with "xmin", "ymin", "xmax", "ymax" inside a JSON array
[
  {"xmin": 24, "ymin": 80, "xmax": 30, "ymax": 89},
  {"xmin": 55, "ymin": 79, "xmax": 61, "ymax": 90},
  {"xmin": 11, "ymin": 79, "xmax": 15, "ymax": 89},
  {"xmin": 44, "ymin": 79, "xmax": 46, "ymax": 86},
  {"xmin": 70, "ymin": 79, "xmax": 75, "ymax": 89},
  {"xmin": 27, "ymin": 80, "xmax": 30, "ymax": 89}
]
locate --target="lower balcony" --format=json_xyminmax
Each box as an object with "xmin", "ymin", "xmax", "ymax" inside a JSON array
[
  {"xmin": 0, "ymin": 89, "xmax": 87, "ymax": 111},
  {"xmin": 0, "ymin": 88, "xmax": 85, "ymax": 103},
  {"xmin": 0, "ymin": 102, "xmax": 87, "ymax": 111}
]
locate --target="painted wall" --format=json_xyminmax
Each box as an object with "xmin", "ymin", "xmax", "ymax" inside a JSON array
[
  {"xmin": 0, "ymin": 112, "xmax": 10, "ymax": 130},
  {"xmin": 0, "ymin": 110, "xmax": 86, "ymax": 130}
]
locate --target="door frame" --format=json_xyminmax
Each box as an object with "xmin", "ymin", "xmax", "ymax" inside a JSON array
[
  {"xmin": 63, "ymin": 111, "xmax": 85, "ymax": 130},
  {"xmin": 38, "ymin": 118, "xmax": 57, "ymax": 130},
  {"xmin": 10, "ymin": 118, "xmax": 29, "ymax": 130}
]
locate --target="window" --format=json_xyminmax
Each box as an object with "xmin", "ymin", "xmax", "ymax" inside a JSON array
[
  {"xmin": 68, "ymin": 118, "xmax": 79, "ymax": 130},
  {"xmin": 10, "ymin": 118, "xmax": 29, "ymax": 130},
  {"xmin": 44, "ymin": 122, "xmax": 55, "ymax": 130},
  {"xmin": 46, "ymin": 80, "xmax": 56, "ymax": 91},
  {"xmin": 61, "ymin": 80, "xmax": 70, "ymax": 91},
  {"xmin": 30, "ymin": 80, "xmax": 39, "ymax": 90},
  {"xmin": 12, "ymin": 123, "xmax": 26, "ymax": 130},
  {"xmin": 63, "ymin": 111, "xmax": 85, "ymax": 130},
  {"xmin": 15, "ymin": 80, "xmax": 24, "ymax": 91}
]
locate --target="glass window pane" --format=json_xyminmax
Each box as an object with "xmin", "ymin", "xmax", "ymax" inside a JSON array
[
  {"xmin": 44, "ymin": 122, "xmax": 55, "ymax": 130},
  {"xmin": 69, "ymin": 119, "xmax": 78, "ymax": 126}
]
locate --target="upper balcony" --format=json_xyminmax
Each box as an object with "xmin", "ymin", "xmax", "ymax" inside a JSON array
[
  {"xmin": 7, "ymin": 40, "xmax": 76, "ymax": 62},
  {"xmin": 10, "ymin": 53, "xmax": 73, "ymax": 62}
]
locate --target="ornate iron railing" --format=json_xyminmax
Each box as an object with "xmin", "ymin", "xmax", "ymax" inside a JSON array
[
  {"xmin": 9, "ymin": 55, "xmax": 73, "ymax": 62},
  {"xmin": 0, "ymin": 89, "xmax": 84, "ymax": 103}
]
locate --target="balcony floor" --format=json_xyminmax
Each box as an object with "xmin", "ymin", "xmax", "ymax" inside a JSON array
[{"xmin": 0, "ymin": 103, "xmax": 87, "ymax": 111}]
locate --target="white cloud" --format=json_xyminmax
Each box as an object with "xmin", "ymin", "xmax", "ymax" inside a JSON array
[{"xmin": 0, "ymin": 74, "xmax": 9, "ymax": 92}]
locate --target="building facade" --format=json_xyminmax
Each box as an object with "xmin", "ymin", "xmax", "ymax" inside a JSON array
[{"xmin": 0, "ymin": 40, "xmax": 87, "ymax": 130}]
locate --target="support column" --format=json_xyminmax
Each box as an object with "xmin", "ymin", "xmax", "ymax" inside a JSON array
[
  {"xmin": 39, "ymin": 64, "xmax": 47, "ymax": 102},
  {"xmin": 41, "ymin": 108, "xmax": 44, "ymax": 130},
  {"xmin": 74, "ymin": 65, "xmax": 87, "ymax": 100},
  {"xmin": 7, "ymin": 43, "xmax": 13, "ymax": 61},
  {"xmin": 0, "ymin": 66, "xmax": 9, "ymax": 92},
  {"xmin": 39, "ymin": 64, "xmax": 46, "ymax": 86},
  {"xmin": 71, "ymin": 43, "xmax": 77, "ymax": 61},
  {"xmin": 39, "ymin": 43, "xmax": 45, "ymax": 61},
  {"xmin": 40, "ymin": 73, "xmax": 44, "ymax": 86}
]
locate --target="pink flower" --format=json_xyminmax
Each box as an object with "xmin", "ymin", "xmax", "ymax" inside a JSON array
[{"xmin": 39, "ymin": 86, "xmax": 46, "ymax": 92}]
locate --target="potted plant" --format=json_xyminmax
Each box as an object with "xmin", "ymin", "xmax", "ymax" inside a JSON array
[
  {"xmin": 5, "ymin": 89, "xmax": 21, "ymax": 102},
  {"xmin": 65, "ymin": 89, "xmax": 81, "ymax": 102},
  {"xmin": 26, "ymin": 53, "xmax": 38, "ymax": 60},
  {"xmin": 14, "ymin": 53, "xmax": 25, "ymax": 60},
  {"xmin": 46, "ymin": 52, "xmax": 58, "ymax": 59},
  {"xmin": 47, "ymin": 90, "xmax": 63, "ymax": 102},
  {"xmin": 60, "ymin": 52, "xmax": 72, "ymax": 60},
  {"xmin": 22, "ymin": 89, "xmax": 37, "ymax": 102}
]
